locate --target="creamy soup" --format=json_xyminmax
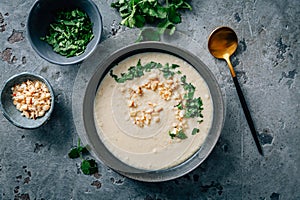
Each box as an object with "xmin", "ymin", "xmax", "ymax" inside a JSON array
[{"xmin": 94, "ymin": 52, "xmax": 213, "ymax": 170}]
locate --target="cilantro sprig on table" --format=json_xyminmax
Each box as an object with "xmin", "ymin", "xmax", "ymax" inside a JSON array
[
  {"xmin": 111, "ymin": 0, "xmax": 192, "ymax": 35},
  {"xmin": 41, "ymin": 9, "xmax": 94, "ymax": 57},
  {"xmin": 68, "ymin": 139, "xmax": 98, "ymax": 175}
]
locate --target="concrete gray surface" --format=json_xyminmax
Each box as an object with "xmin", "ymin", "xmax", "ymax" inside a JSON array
[{"xmin": 0, "ymin": 0, "xmax": 299, "ymax": 199}]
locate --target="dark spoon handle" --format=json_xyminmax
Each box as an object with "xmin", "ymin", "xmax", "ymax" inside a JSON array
[{"xmin": 232, "ymin": 76, "xmax": 264, "ymax": 155}]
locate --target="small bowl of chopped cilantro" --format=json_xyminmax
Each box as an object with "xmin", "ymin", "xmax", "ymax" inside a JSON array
[
  {"xmin": 27, "ymin": 0, "xmax": 102, "ymax": 65},
  {"xmin": 0, "ymin": 72, "xmax": 55, "ymax": 129}
]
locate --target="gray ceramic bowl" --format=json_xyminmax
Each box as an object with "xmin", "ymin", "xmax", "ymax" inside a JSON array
[
  {"xmin": 27, "ymin": 0, "xmax": 102, "ymax": 65},
  {"xmin": 0, "ymin": 72, "xmax": 55, "ymax": 129},
  {"xmin": 83, "ymin": 42, "xmax": 225, "ymax": 182}
]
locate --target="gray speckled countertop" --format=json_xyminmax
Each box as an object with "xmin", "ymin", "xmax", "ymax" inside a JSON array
[{"xmin": 0, "ymin": 0, "xmax": 299, "ymax": 199}]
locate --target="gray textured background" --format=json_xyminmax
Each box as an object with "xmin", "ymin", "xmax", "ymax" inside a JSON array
[{"xmin": 0, "ymin": 0, "xmax": 299, "ymax": 199}]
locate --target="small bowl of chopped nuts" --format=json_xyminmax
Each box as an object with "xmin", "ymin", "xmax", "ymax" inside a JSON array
[{"xmin": 0, "ymin": 72, "xmax": 54, "ymax": 129}]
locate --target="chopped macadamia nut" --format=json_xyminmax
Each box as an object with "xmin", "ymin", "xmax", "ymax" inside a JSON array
[{"xmin": 11, "ymin": 80, "xmax": 52, "ymax": 119}]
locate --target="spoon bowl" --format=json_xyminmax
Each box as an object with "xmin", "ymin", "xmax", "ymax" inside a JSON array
[
  {"xmin": 208, "ymin": 26, "xmax": 238, "ymax": 77},
  {"xmin": 208, "ymin": 27, "xmax": 238, "ymax": 60}
]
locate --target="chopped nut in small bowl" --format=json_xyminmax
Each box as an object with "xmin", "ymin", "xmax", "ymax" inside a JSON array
[{"xmin": 0, "ymin": 72, "xmax": 54, "ymax": 129}]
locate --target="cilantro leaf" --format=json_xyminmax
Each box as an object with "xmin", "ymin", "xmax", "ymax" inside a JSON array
[
  {"xmin": 177, "ymin": 129, "xmax": 188, "ymax": 139},
  {"xmin": 192, "ymin": 128, "xmax": 199, "ymax": 135},
  {"xmin": 169, "ymin": 129, "xmax": 187, "ymax": 139},
  {"xmin": 68, "ymin": 139, "xmax": 88, "ymax": 159},
  {"xmin": 167, "ymin": 5, "xmax": 181, "ymax": 24},
  {"xmin": 81, "ymin": 159, "xmax": 98, "ymax": 175},
  {"xmin": 198, "ymin": 119, "xmax": 204, "ymax": 123},
  {"xmin": 175, "ymin": 102, "xmax": 183, "ymax": 110},
  {"xmin": 68, "ymin": 148, "xmax": 80, "ymax": 159}
]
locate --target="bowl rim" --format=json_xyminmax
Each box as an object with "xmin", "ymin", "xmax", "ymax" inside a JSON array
[
  {"xmin": 26, "ymin": 0, "xmax": 103, "ymax": 65},
  {"xmin": 82, "ymin": 41, "xmax": 225, "ymax": 182},
  {"xmin": 0, "ymin": 72, "xmax": 55, "ymax": 129}
]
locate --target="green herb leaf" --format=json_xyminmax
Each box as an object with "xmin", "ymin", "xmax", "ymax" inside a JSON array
[
  {"xmin": 169, "ymin": 129, "xmax": 187, "ymax": 139},
  {"xmin": 192, "ymin": 128, "xmax": 199, "ymax": 135},
  {"xmin": 157, "ymin": 19, "xmax": 175, "ymax": 35},
  {"xmin": 177, "ymin": 129, "xmax": 188, "ymax": 139},
  {"xmin": 167, "ymin": 5, "xmax": 181, "ymax": 24},
  {"xmin": 198, "ymin": 119, "xmax": 204, "ymax": 123},
  {"xmin": 81, "ymin": 159, "xmax": 98, "ymax": 175},
  {"xmin": 68, "ymin": 148, "xmax": 80, "ymax": 159},
  {"xmin": 68, "ymin": 139, "xmax": 89, "ymax": 159},
  {"xmin": 175, "ymin": 102, "xmax": 183, "ymax": 110}
]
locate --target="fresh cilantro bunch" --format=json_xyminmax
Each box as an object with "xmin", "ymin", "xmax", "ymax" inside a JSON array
[
  {"xmin": 111, "ymin": 0, "xmax": 192, "ymax": 35},
  {"xmin": 68, "ymin": 139, "xmax": 98, "ymax": 175}
]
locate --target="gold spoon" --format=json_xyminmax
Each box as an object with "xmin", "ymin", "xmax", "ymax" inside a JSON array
[{"xmin": 208, "ymin": 26, "xmax": 263, "ymax": 155}]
